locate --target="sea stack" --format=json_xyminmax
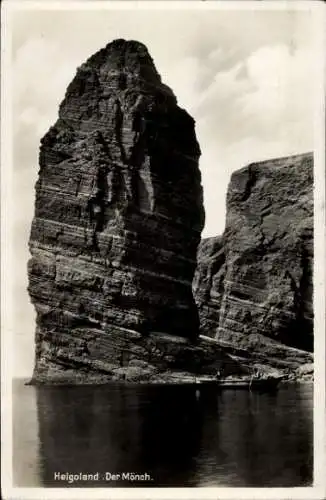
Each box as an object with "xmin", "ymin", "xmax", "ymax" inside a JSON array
[
  {"xmin": 193, "ymin": 153, "xmax": 314, "ymax": 373},
  {"xmin": 28, "ymin": 39, "xmax": 207, "ymax": 383}
]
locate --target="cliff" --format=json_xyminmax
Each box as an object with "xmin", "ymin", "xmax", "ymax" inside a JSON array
[
  {"xmin": 28, "ymin": 39, "xmax": 241, "ymax": 384},
  {"xmin": 193, "ymin": 153, "xmax": 314, "ymax": 374}
]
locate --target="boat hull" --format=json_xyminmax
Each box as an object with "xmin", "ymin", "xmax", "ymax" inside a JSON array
[{"xmin": 197, "ymin": 378, "xmax": 282, "ymax": 391}]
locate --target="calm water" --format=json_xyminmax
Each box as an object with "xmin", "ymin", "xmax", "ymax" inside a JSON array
[{"xmin": 13, "ymin": 379, "xmax": 313, "ymax": 487}]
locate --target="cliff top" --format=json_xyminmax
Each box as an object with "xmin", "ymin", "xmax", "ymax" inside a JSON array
[{"xmin": 231, "ymin": 152, "xmax": 313, "ymax": 178}]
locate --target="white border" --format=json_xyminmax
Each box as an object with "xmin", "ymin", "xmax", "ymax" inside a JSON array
[
  {"xmin": 1, "ymin": 1, "xmax": 325, "ymax": 499},
  {"xmin": 2, "ymin": 0, "xmax": 321, "ymax": 12},
  {"xmin": 312, "ymin": 1, "xmax": 326, "ymax": 495}
]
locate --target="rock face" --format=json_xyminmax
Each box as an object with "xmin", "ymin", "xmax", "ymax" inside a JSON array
[
  {"xmin": 28, "ymin": 39, "xmax": 229, "ymax": 383},
  {"xmin": 193, "ymin": 153, "xmax": 314, "ymax": 371},
  {"xmin": 193, "ymin": 236, "xmax": 225, "ymax": 338}
]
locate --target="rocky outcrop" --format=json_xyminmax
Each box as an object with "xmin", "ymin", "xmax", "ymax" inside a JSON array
[
  {"xmin": 193, "ymin": 153, "xmax": 314, "ymax": 372},
  {"xmin": 193, "ymin": 236, "xmax": 225, "ymax": 338},
  {"xmin": 28, "ymin": 39, "xmax": 245, "ymax": 383}
]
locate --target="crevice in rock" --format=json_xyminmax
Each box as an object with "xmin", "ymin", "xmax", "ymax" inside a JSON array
[
  {"xmin": 291, "ymin": 241, "xmax": 313, "ymax": 352},
  {"xmin": 242, "ymin": 165, "xmax": 257, "ymax": 202},
  {"xmin": 114, "ymin": 99, "xmax": 127, "ymax": 164}
]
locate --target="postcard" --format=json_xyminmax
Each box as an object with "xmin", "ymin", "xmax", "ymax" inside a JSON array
[{"xmin": 1, "ymin": 1, "xmax": 325, "ymax": 499}]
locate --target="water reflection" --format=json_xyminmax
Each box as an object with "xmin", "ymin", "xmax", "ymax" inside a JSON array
[
  {"xmin": 36, "ymin": 384, "xmax": 204, "ymax": 487},
  {"xmin": 13, "ymin": 380, "xmax": 313, "ymax": 487}
]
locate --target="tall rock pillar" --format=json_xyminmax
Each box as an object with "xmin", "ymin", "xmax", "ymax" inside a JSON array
[{"xmin": 28, "ymin": 39, "xmax": 205, "ymax": 382}]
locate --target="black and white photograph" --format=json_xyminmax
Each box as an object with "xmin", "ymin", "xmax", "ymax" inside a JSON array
[{"xmin": 1, "ymin": 1, "xmax": 325, "ymax": 499}]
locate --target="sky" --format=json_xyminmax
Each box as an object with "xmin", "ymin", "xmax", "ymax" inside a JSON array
[{"xmin": 7, "ymin": 3, "xmax": 317, "ymax": 376}]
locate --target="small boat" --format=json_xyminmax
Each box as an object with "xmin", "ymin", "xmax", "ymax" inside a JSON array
[
  {"xmin": 218, "ymin": 377, "xmax": 282, "ymax": 391},
  {"xmin": 196, "ymin": 376, "xmax": 282, "ymax": 392}
]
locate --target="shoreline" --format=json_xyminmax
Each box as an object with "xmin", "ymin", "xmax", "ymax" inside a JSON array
[{"xmin": 22, "ymin": 374, "xmax": 314, "ymax": 387}]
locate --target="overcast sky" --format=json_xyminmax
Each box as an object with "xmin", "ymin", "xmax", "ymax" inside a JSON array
[{"xmin": 9, "ymin": 4, "xmax": 317, "ymax": 376}]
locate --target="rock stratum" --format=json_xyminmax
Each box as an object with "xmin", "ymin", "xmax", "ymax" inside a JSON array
[
  {"xmin": 193, "ymin": 153, "xmax": 314, "ymax": 376},
  {"xmin": 28, "ymin": 39, "xmax": 242, "ymax": 384}
]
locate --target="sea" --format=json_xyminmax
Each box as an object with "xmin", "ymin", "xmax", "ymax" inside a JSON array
[{"xmin": 13, "ymin": 378, "xmax": 313, "ymax": 488}]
